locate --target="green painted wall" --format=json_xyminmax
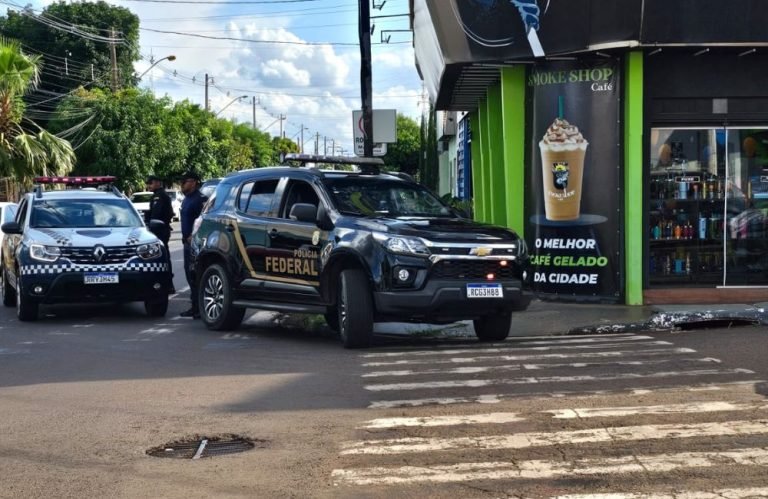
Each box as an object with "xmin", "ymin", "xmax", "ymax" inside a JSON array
[
  {"xmin": 486, "ymin": 85, "xmax": 507, "ymax": 226},
  {"xmin": 500, "ymin": 66, "xmax": 527, "ymax": 237},
  {"xmin": 469, "ymin": 111, "xmax": 484, "ymax": 221},
  {"xmin": 624, "ymin": 51, "xmax": 644, "ymax": 305}
]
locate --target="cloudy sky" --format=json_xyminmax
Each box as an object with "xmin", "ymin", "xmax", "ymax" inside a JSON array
[{"xmin": 24, "ymin": 0, "xmax": 424, "ymax": 155}]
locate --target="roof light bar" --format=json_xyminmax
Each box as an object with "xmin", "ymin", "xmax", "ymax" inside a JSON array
[{"xmin": 34, "ymin": 176, "xmax": 117, "ymax": 185}]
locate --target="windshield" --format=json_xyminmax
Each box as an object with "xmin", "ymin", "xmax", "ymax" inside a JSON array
[
  {"xmin": 323, "ymin": 177, "xmax": 453, "ymax": 217},
  {"xmin": 31, "ymin": 199, "xmax": 143, "ymax": 228},
  {"xmin": 131, "ymin": 193, "xmax": 153, "ymax": 203}
]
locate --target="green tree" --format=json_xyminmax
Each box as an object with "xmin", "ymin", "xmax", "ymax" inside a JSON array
[
  {"xmin": 0, "ymin": 1, "xmax": 140, "ymax": 94},
  {"xmin": 382, "ymin": 114, "xmax": 420, "ymax": 176},
  {"xmin": 0, "ymin": 38, "xmax": 74, "ymax": 182}
]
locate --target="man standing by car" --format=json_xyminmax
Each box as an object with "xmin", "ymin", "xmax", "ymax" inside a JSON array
[
  {"xmin": 146, "ymin": 175, "xmax": 175, "ymax": 291},
  {"xmin": 178, "ymin": 171, "xmax": 206, "ymax": 318}
]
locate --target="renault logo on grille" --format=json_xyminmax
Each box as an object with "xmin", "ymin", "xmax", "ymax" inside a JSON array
[
  {"xmin": 470, "ymin": 247, "xmax": 492, "ymax": 257},
  {"xmin": 93, "ymin": 245, "xmax": 106, "ymax": 262}
]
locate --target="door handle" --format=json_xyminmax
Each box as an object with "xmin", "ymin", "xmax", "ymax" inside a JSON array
[
  {"xmin": 225, "ymin": 224, "xmax": 235, "ymax": 232},
  {"xmin": 268, "ymin": 229, "xmax": 278, "ymax": 238}
]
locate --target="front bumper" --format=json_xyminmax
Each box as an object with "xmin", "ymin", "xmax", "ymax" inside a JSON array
[
  {"xmin": 19, "ymin": 268, "xmax": 171, "ymax": 304},
  {"xmin": 374, "ymin": 278, "xmax": 532, "ymax": 323}
]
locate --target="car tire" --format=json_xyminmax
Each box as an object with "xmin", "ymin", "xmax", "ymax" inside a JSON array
[
  {"xmin": 2, "ymin": 265, "xmax": 15, "ymax": 307},
  {"xmin": 473, "ymin": 312, "xmax": 512, "ymax": 342},
  {"xmin": 144, "ymin": 295, "xmax": 169, "ymax": 317},
  {"xmin": 338, "ymin": 269, "xmax": 373, "ymax": 349},
  {"xmin": 200, "ymin": 263, "xmax": 245, "ymax": 330},
  {"xmin": 16, "ymin": 278, "xmax": 38, "ymax": 322}
]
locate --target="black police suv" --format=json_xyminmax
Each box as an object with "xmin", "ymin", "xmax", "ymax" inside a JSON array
[
  {"xmin": 191, "ymin": 154, "xmax": 530, "ymax": 348},
  {"xmin": 1, "ymin": 176, "xmax": 173, "ymax": 321}
]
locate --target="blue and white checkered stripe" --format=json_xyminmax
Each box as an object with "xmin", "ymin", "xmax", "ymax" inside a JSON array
[{"xmin": 21, "ymin": 262, "xmax": 169, "ymax": 276}]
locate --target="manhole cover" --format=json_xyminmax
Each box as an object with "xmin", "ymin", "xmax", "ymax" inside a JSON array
[{"xmin": 147, "ymin": 434, "xmax": 265, "ymax": 459}]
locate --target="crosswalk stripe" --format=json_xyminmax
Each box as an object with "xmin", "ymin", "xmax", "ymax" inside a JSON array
[
  {"xmin": 364, "ymin": 368, "xmax": 755, "ymax": 392},
  {"xmin": 546, "ymin": 401, "xmax": 768, "ymax": 419},
  {"xmin": 340, "ymin": 419, "xmax": 768, "ymax": 455},
  {"xmin": 332, "ymin": 447, "xmax": 768, "ymax": 485},
  {"xmin": 359, "ymin": 412, "xmax": 523, "ymax": 429},
  {"xmin": 361, "ymin": 341, "xmax": 673, "ymax": 359},
  {"xmin": 363, "ymin": 357, "xmax": 718, "ymax": 378},
  {"xmin": 555, "ymin": 489, "xmax": 768, "ymax": 499},
  {"xmin": 367, "ymin": 380, "xmax": 766, "ymax": 409},
  {"xmin": 362, "ymin": 348, "xmax": 697, "ymax": 367}
]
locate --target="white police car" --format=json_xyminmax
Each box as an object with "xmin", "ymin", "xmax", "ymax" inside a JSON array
[{"xmin": 0, "ymin": 176, "xmax": 173, "ymax": 321}]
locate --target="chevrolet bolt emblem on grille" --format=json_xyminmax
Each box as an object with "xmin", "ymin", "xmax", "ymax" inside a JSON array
[
  {"xmin": 93, "ymin": 245, "xmax": 106, "ymax": 262},
  {"xmin": 470, "ymin": 247, "xmax": 492, "ymax": 257}
]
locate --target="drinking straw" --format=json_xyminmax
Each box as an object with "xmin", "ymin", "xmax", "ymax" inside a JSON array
[{"xmin": 558, "ymin": 95, "xmax": 564, "ymax": 119}]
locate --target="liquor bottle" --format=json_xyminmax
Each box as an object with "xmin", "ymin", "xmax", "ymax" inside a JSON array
[
  {"xmin": 685, "ymin": 253, "xmax": 691, "ymax": 275},
  {"xmin": 699, "ymin": 216, "xmax": 708, "ymax": 239},
  {"xmin": 653, "ymin": 222, "xmax": 661, "ymax": 240},
  {"xmin": 674, "ymin": 223, "xmax": 682, "ymax": 240},
  {"xmin": 702, "ymin": 181, "xmax": 708, "ymax": 199},
  {"xmin": 664, "ymin": 255, "xmax": 671, "ymax": 275}
]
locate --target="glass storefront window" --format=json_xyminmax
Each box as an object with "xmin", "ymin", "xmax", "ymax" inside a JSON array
[{"xmin": 648, "ymin": 127, "xmax": 768, "ymax": 287}]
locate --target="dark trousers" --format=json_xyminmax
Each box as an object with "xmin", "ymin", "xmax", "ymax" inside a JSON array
[
  {"xmin": 150, "ymin": 224, "xmax": 173, "ymax": 277},
  {"xmin": 183, "ymin": 242, "xmax": 197, "ymax": 309}
]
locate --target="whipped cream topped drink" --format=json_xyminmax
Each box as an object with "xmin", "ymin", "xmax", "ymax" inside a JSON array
[{"xmin": 539, "ymin": 117, "xmax": 589, "ymax": 221}]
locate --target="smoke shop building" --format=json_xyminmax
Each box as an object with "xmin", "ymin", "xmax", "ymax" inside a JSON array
[{"xmin": 411, "ymin": 0, "xmax": 768, "ymax": 305}]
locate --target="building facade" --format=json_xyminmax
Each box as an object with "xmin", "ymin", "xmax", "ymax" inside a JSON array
[{"xmin": 410, "ymin": 0, "xmax": 768, "ymax": 305}]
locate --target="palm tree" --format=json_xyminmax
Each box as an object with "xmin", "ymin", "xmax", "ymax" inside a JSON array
[{"xmin": 0, "ymin": 37, "xmax": 75, "ymax": 182}]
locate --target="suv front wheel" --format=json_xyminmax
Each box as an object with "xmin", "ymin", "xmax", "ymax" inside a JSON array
[
  {"xmin": 16, "ymin": 278, "xmax": 38, "ymax": 322},
  {"xmin": 337, "ymin": 269, "xmax": 373, "ymax": 348},
  {"xmin": 200, "ymin": 263, "xmax": 245, "ymax": 330},
  {"xmin": 473, "ymin": 312, "xmax": 512, "ymax": 342},
  {"xmin": 2, "ymin": 265, "xmax": 16, "ymax": 307}
]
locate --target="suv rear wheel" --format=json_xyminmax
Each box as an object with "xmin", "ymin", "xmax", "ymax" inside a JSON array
[
  {"xmin": 200, "ymin": 264, "xmax": 245, "ymax": 330},
  {"xmin": 338, "ymin": 269, "xmax": 373, "ymax": 348},
  {"xmin": 473, "ymin": 313, "xmax": 512, "ymax": 342}
]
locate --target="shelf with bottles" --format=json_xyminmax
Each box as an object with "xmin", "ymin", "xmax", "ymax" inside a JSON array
[
  {"xmin": 648, "ymin": 248, "xmax": 725, "ymax": 284},
  {"xmin": 649, "ymin": 210, "xmax": 725, "ymax": 242},
  {"xmin": 649, "ymin": 172, "xmax": 725, "ymax": 202}
]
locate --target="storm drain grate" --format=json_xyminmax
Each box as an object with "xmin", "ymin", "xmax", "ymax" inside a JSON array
[{"xmin": 147, "ymin": 434, "xmax": 265, "ymax": 459}]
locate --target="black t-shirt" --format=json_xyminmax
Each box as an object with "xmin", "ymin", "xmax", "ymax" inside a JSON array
[{"xmin": 146, "ymin": 188, "xmax": 174, "ymax": 225}]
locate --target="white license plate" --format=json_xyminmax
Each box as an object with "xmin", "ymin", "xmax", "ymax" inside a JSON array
[
  {"xmin": 84, "ymin": 273, "xmax": 119, "ymax": 284},
  {"xmin": 467, "ymin": 283, "xmax": 503, "ymax": 298}
]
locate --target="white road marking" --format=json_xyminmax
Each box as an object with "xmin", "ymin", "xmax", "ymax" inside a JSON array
[
  {"xmin": 361, "ymin": 340, "xmax": 672, "ymax": 359},
  {"xmin": 340, "ymin": 419, "xmax": 768, "ymax": 455},
  {"xmin": 364, "ymin": 368, "xmax": 755, "ymax": 392},
  {"xmin": 367, "ymin": 380, "xmax": 765, "ymax": 409},
  {"xmin": 545, "ymin": 401, "xmax": 768, "ymax": 419},
  {"xmin": 359, "ymin": 412, "xmax": 523, "ymax": 429},
  {"xmin": 362, "ymin": 348, "xmax": 697, "ymax": 367},
  {"xmin": 363, "ymin": 358, "xmax": 717, "ymax": 378},
  {"xmin": 555, "ymin": 488, "xmax": 768, "ymax": 499},
  {"xmin": 332, "ymin": 447, "xmax": 768, "ymax": 485}
]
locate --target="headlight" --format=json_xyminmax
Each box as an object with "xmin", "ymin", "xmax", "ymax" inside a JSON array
[
  {"xmin": 29, "ymin": 244, "xmax": 61, "ymax": 263},
  {"xmin": 137, "ymin": 242, "xmax": 163, "ymax": 260},
  {"xmin": 373, "ymin": 233, "xmax": 430, "ymax": 257}
]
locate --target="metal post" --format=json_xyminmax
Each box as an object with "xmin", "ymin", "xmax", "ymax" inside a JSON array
[
  {"xmin": 205, "ymin": 73, "xmax": 209, "ymax": 111},
  {"xmin": 358, "ymin": 0, "xmax": 374, "ymax": 157}
]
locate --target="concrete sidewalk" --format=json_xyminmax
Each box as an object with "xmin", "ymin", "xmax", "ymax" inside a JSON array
[{"xmin": 370, "ymin": 299, "xmax": 768, "ymax": 338}]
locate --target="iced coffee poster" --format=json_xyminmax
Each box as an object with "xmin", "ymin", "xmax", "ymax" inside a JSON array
[{"xmin": 526, "ymin": 59, "xmax": 623, "ymax": 300}]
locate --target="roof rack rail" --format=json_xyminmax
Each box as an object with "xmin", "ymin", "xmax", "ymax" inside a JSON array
[{"xmin": 282, "ymin": 153, "xmax": 384, "ymax": 175}]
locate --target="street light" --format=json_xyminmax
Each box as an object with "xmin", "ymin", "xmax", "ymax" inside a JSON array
[
  {"xmin": 137, "ymin": 55, "xmax": 176, "ymax": 80},
  {"xmin": 215, "ymin": 95, "xmax": 248, "ymax": 117}
]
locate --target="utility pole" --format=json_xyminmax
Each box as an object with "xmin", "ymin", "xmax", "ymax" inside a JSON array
[
  {"xmin": 205, "ymin": 74, "xmax": 210, "ymax": 111},
  {"xmin": 300, "ymin": 125, "xmax": 305, "ymax": 153},
  {"xmin": 109, "ymin": 27, "xmax": 119, "ymax": 92},
  {"xmin": 252, "ymin": 96, "xmax": 257, "ymax": 129},
  {"xmin": 324, "ymin": 136, "xmax": 327, "ymax": 155},
  {"xmin": 332, "ymin": 139, "xmax": 335, "ymax": 156},
  {"xmin": 278, "ymin": 114, "xmax": 286, "ymax": 139},
  {"xmin": 358, "ymin": 0, "xmax": 374, "ymax": 157},
  {"xmin": 315, "ymin": 132, "xmax": 320, "ymax": 155}
]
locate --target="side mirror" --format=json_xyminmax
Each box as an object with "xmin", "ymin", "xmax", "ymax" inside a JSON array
[
  {"xmin": 1, "ymin": 222, "xmax": 22, "ymax": 235},
  {"xmin": 289, "ymin": 203, "xmax": 318, "ymax": 223}
]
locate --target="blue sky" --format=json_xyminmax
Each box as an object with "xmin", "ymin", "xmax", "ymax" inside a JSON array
[{"xmin": 27, "ymin": 0, "xmax": 424, "ymax": 155}]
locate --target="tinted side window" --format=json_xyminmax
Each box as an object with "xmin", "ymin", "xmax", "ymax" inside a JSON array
[
  {"xmin": 280, "ymin": 180, "xmax": 320, "ymax": 219},
  {"xmin": 15, "ymin": 199, "xmax": 28, "ymax": 225},
  {"xmin": 237, "ymin": 179, "xmax": 279, "ymax": 217}
]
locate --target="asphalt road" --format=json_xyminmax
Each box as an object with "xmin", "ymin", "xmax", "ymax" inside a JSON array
[{"xmin": 1, "ymin": 234, "xmax": 767, "ymax": 498}]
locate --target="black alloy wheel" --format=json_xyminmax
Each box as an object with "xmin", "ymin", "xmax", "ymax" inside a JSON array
[
  {"xmin": 337, "ymin": 268, "xmax": 373, "ymax": 349},
  {"xmin": 16, "ymin": 277, "xmax": 38, "ymax": 322},
  {"xmin": 200, "ymin": 264, "xmax": 245, "ymax": 330},
  {"xmin": 2, "ymin": 264, "xmax": 15, "ymax": 307}
]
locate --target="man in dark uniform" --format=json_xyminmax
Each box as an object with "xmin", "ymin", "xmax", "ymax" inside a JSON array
[
  {"xmin": 145, "ymin": 175, "xmax": 175, "ymax": 291},
  {"xmin": 178, "ymin": 171, "xmax": 207, "ymax": 318}
]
